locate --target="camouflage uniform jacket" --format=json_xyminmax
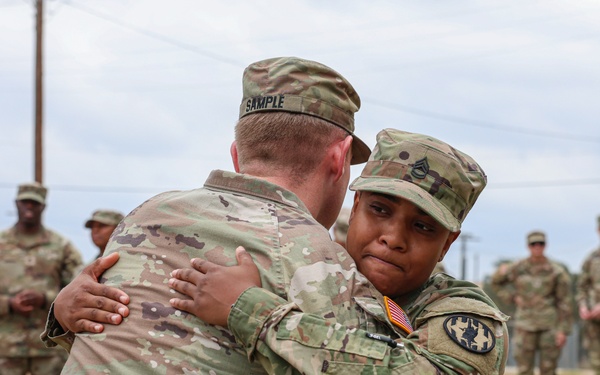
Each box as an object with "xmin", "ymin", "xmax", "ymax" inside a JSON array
[
  {"xmin": 576, "ymin": 247, "xmax": 600, "ymax": 311},
  {"xmin": 227, "ymin": 273, "xmax": 509, "ymax": 374},
  {"xmin": 56, "ymin": 170, "xmax": 387, "ymax": 374},
  {"xmin": 491, "ymin": 257, "xmax": 573, "ymax": 333},
  {"xmin": 0, "ymin": 225, "xmax": 82, "ymax": 357}
]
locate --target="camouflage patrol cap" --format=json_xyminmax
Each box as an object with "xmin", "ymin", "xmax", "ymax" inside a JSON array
[
  {"xmin": 527, "ymin": 231, "xmax": 546, "ymax": 245},
  {"xmin": 16, "ymin": 182, "xmax": 47, "ymax": 204},
  {"xmin": 85, "ymin": 209, "xmax": 124, "ymax": 228},
  {"xmin": 349, "ymin": 129, "xmax": 487, "ymax": 232},
  {"xmin": 239, "ymin": 56, "xmax": 371, "ymax": 164},
  {"xmin": 333, "ymin": 207, "xmax": 352, "ymax": 243}
]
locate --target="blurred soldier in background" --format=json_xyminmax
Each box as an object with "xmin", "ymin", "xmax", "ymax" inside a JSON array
[
  {"xmin": 332, "ymin": 207, "xmax": 351, "ymax": 248},
  {"xmin": 0, "ymin": 182, "xmax": 82, "ymax": 374},
  {"xmin": 84, "ymin": 210, "xmax": 124, "ymax": 258},
  {"xmin": 491, "ymin": 230, "xmax": 573, "ymax": 375},
  {"xmin": 576, "ymin": 215, "xmax": 600, "ymax": 375}
]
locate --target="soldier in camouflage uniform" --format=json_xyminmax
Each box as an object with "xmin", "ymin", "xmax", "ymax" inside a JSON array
[
  {"xmin": 167, "ymin": 129, "xmax": 509, "ymax": 374},
  {"xmin": 43, "ymin": 56, "xmax": 379, "ymax": 373},
  {"xmin": 84, "ymin": 209, "xmax": 124, "ymax": 258},
  {"xmin": 0, "ymin": 183, "xmax": 82, "ymax": 375},
  {"xmin": 491, "ymin": 231, "xmax": 573, "ymax": 375},
  {"xmin": 576, "ymin": 215, "xmax": 600, "ymax": 375}
]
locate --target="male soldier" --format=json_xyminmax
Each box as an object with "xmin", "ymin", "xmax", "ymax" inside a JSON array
[
  {"xmin": 576, "ymin": 215, "xmax": 600, "ymax": 375},
  {"xmin": 84, "ymin": 209, "xmax": 124, "ymax": 258},
  {"xmin": 0, "ymin": 182, "xmax": 82, "ymax": 374},
  {"xmin": 44, "ymin": 56, "xmax": 378, "ymax": 373},
  {"xmin": 492, "ymin": 230, "xmax": 573, "ymax": 375},
  {"xmin": 332, "ymin": 206, "xmax": 351, "ymax": 248},
  {"xmin": 168, "ymin": 129, "xmax": 510, "ymax": 374}
]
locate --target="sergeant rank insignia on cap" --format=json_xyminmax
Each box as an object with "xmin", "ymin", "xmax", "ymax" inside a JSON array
[
  {"xmin": 443, "ymin": 315, "xmax": 496, "ymax": 354},
  {"xmin": 384, "ymin": 296, "xmax": 414, "ymax": 335},
  {"xmin": 411, "ymin": 157, "xmax": 429, "ymax": 179}
]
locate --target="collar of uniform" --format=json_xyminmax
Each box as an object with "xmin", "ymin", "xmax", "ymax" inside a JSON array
[
  {"xmin": 3, "ymin": 225, "xmax": 51, "ymax": 249},
  {"xmin": 204, "ymin": 170, "xmax": 311, "ymax": 215}
]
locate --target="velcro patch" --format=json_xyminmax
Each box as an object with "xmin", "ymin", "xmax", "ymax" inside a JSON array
[
  {"xmin": 384, "ymin": 296, "xmax": 413, "ymax": 335},
  {"xmin": 442, "ymin": 315, "xmax": 495, "ymax": 354}
]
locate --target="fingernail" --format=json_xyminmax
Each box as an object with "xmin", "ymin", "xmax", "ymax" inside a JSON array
[
  {"xmin": 110, "ymin": 314, "xmax": 120, "ymax": 323},
  {"xmin": 118, "ymin": 307, "xmax": 127, "ymax": 316},
  {"xmin": 119, "ymin": 295, "xmax": 128, "ymax": 304},
  {"xmin": 94, "ymin": 324, "xmax": 102, "ymax": 332}
]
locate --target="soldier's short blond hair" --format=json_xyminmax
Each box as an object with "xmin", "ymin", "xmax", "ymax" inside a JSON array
[{"xmin": 235, "ymin": 112, "xmax": 349, "ymax": 183}]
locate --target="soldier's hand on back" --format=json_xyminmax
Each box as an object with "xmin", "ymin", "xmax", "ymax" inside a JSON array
[
  {"xmin": 54, "ymin": 252, "xmax": 131, "ymax": 333},
  {"xmin": 169, "ymin": 246, "xmax": 262, "ymax": 327}
]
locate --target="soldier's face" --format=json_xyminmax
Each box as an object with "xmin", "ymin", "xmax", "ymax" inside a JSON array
[
  {"xmin": 528, "ymin": 242, "xmax": 546, "ymax": 258},
  {"xmin": 16, "ymin": 199, "xmax": 44, "ymax": 227},
  {"xmin": 89, "ymin": 222, "xmax": 117, "ymax": 253},
  {"xmin": 346, "ymin": 192, "xmax": 458, "ymax": 303}
]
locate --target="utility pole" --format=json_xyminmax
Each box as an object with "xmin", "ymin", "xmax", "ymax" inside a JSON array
[
  {"xmin": 473, "ymin": 252, "xmax": 479, "ymax": 285},
  {"xmin": 459, "ymin": 233, "xmax": 477, "ymax": 280},
  {"xmin": 34, "ymin": 0, "xmax": 44, "ymax": 184}
]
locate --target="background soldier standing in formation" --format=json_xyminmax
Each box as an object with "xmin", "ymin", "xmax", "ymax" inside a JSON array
[
  {"xmin": 84, "ymin": 210, "xmax": 124, "ymax": 259},
  {"xmin": 332, "ymin": 206, "xmax": 351, "ymax": 248},
  {"xmin": 577, "ymin": 216, "xmax": 600, "ymax": 375},
  {"xmin": 0, "ymin": 182, "xmax": 83, "ymax": 375},
  {"xmin": 491, "ymin": 230, "xmax": 573, "ymax": 375}
]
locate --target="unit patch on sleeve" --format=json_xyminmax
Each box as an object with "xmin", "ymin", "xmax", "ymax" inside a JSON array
[{"xmin": 442, "ymin": 315, "xmax": 495, "ymax": 354}]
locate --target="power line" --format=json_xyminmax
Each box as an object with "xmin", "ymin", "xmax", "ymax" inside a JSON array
[
  {"xmin": 0, "ymin": 183, "xmax": 176, "ymax": 194},
  {"xmin": 365, "ymin": 98, "xmax": 600, "ymax": 143},
  {"xmin": 61, "ymin": 1, "xmax": 244, "ymax": 68}
]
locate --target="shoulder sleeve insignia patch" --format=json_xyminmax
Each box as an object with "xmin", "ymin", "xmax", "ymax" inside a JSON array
[
  {"xmin": 384, "ymin": 296, "xmax": 414, "ymax": 335},
  {"xmin": 442, "ymin": 315, "xmax": 496, "ymax": 354}
]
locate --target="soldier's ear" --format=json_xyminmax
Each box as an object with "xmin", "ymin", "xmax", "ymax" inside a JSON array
[
  {"xmin": 440, "ymin": 231, "xmax": 460, "ymax": 261},
  {"xmin": 331, "ymin": 135, "xmax": 353, "ymax": 182},
  {"xmin": 230, "ymin": 141, "xmax": 240, "ymax": 173}
]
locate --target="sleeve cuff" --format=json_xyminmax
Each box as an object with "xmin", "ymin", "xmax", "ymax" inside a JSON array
[
  {"xmin": 228, "ymin": 287, "xmax": 295, "ymax": 361},
  {"xmin": 40, "ymin": 302, "xmax": 75, "ymax": 352}
]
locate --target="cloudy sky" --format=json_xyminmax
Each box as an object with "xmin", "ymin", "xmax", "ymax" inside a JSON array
[{"xmin": 1, "ymin": 0, "xmax": 599, "ymax": 282}]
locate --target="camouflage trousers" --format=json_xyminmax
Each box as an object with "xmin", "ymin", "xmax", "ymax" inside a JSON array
[
  {"xmin": 513, "ymin": 328, "xmax": 561, "ymax": 375},
  {"xmin": 582, "ymin": 320, "xmax": 600, "ymax": 375},
  {"xmin": 0, "ymin": 355, "xmax": 67, "ymax": 375}
]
